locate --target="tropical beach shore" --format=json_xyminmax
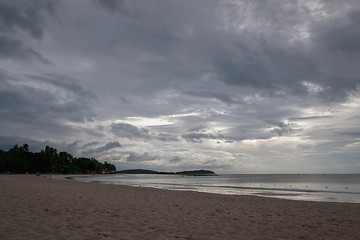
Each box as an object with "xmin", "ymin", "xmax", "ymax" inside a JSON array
[{"xmin": 1, "ymin": 175, "xmax": 359, "ymax": 240}]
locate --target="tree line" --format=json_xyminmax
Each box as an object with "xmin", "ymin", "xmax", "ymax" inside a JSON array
[{"xmin": 0, "ymin": 144, "xmax": 116, "ymax": 174}]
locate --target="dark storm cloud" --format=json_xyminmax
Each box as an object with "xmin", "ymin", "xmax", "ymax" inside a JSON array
[
  {"xmin": 337, "ymin": 132, "xmax": 360, "ymax": 138},
  {"xmin": 266, "ymin": 121, "xmax": 301, "ymax": 137},
  {"xmin": 1, "ymin": 0, "xmax": 359, "ymax": 173},
  {"xmin": 93, "ymin": 0, "xmax": 132, "ymax": 16},
  {"xmin": 0, "ymin": 70, "xmax": 96, "ymax": 138},
  {"xmin": 98, "ymin": 141, "xmax": 122, "ymax": 151},
  {"xmin": 69, "ymin": 0, "xmax": 360, "ymax": 107},
  {"xmin": 0, "ymin": 0, "xmax": 59, "ymax": 62},
  {"xmin": 0, "ymin": 35, "xmax": 51, "ymax": 63},
  {"xmin": 182, "ymin": 132, "xmax": 225, "ymax": 143},
  {"xmin": 126, "ymin": 152, "xmax": 157, "ymax": 162},
  {"xmin": 25, "ymin": 73, "xmax": 96, "ymax": 100},
  {"xmin": 111, "ymin": 123, "xmax": 152, "ymax": 140},
  {"xmin": 88, "ymin": 0, "xmax": 359, "ymax": 104},
  {"xmin": 82, "ymin": 128, "xmax": 105, "ymax": 138},
  {"xmin": 110, "ymin": 122, "xmax": 179, "ymax": 142},
  {"xmin": 308, "ymin": 8, "xmax": 360, "ymax": 102},
  {"xmin": 62, "ymin": 140, "xmax": 81, "ymax": 154},
  {"xmin": 212, "ymin": 45, "xmax": 316, "ymax": 97},
  {"xmin": 0, "ymin": 0, "xmax": 58, "ymax": 38},
  {"xmin": 315, "ymin": 9, "xmax": 360, "ymax": 54},
  {"xmin": 83, "ymin": 141, "xmax": 122, "ymax": 155},
  {"xmin": 187, "ymin": 126, "xmax": 205, "ymax": 133},
  {"xmin": 183, "ymin": 90, "xmax": 237, "ymax": 104},
  {"xmin": 169, "ymin": 156, "xmax": 183, "ymax": 163},
  {"xmin": 66, "ymin": 140, "xmax": 80, "ymax": 149},
  {"xmin": 83, "ymin": 141, "xmax": 100, "ymax": 147},
  {"xmin": 189, "ymin": 2, "xmax": 360, "ymax": 104},
  {"xmin": 155, "ymin": 133, "xmax": 180, "ymax": 142},
  {"xmin": 289, "ymin": 116, "xmax": 333, "ymax": 121},
  {"xmin": 270, "ymin": 125, "xmax": 297, "ymax": 137}
]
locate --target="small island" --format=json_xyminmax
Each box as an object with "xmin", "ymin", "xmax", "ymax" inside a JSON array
[{"xmin": 116, "ymin": 169, "xmax": 216, "ymax": 176}]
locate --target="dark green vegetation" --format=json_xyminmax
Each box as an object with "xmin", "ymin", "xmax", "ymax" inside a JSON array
[
  {"xmin": 0, "ymin": 144, "xmax": 116, "ymax": 174},
  {"xmin": 117, "ymin": 169, "xmax": 216, "ymax": 176}
]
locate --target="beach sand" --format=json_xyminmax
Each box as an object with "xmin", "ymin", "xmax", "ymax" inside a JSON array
[{"xmin": 1, "ymin": 175, "xmax": 359, "ymax": 240}]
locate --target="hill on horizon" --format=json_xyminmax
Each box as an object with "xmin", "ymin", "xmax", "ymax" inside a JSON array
[{"xmin": 116, "ymin": 169, "xmax": 216, "ymax": 176}]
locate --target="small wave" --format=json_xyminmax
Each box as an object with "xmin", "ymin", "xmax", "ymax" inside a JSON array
[
  {"xmin": 74, "ymin": 175, "xmax": 360, "ymax": 203},
  {"xmin": 212, "ymin": 185, "xmax": 360, "ymax": 195}
]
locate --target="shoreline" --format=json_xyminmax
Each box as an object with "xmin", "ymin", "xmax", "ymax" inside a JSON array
[
  {"xmin": 69, "ymin": 173, "xmax": 360, "ymax": 204},
  {"xmin": 1, "ymin": 174, "xmax": 360, "ymax": 239}
]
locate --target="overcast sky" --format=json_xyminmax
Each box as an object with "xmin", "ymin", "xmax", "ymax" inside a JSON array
[{"xmin": 0, "ymin": 0, "xmax": 359, "ymax": 173}]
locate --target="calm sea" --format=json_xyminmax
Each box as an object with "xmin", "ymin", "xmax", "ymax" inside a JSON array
[{"xmin": 74, "ymin": 174, "xmax": 360, "ymax": 203}]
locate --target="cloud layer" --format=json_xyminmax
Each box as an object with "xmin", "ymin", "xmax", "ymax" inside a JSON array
[{"xmin": 0, "ymin": 0, "xmax": 359, "ymax": 173}]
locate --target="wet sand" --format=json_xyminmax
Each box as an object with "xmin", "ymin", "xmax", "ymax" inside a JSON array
[{"xmin": 1, "ymin": 174, "xmax": 359, "ymax": 239}]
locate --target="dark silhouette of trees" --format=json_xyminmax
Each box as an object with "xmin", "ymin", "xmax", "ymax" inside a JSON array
[
  {"xmin": 0, "ymin": 144, "xmax": 116, "ymax": 174},
  {"xmin": 116, "ymin": 169, "xmax": 216, "ymax": 175}
]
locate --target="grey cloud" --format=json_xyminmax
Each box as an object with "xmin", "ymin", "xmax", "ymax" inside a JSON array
[
  {"xmin": 93, "ymin": 0, "xmax": 132, "ymax": 16},
  {"xmin": 183, "ymin": 90, "xmax": 236, "ymax": 104},
  {"xmin": 0, "ymin": 35, "xmax": 51, "ymax": 63},
  {"xmin": 63, "ymin": 0, "xmax": 360, "ymax": 106},
  {"xmin": 62, "ymin": 140, "xmax": 81, "ymax": 154},
  {"xmin": 1, "ymin": 1, "xmax": 359, "ymax": 173},
  {"xmin": 267, "ymin": 121, "xmax": 301, "ymax": 137},
  {"xmin": 83, "ymin": 141, "xmax": 100, "ymax": 147},
  {"xmin": 270, "ymin": 127, "xmax": 295, "ymax": 137},
  {"xmin": 25, "ymin": 73, "xmax": 96, "ymax": 99},
  {"xmin": 308, "ymin": 9, "xmax": 360, "ymax": 102},
  {"xmin": 289, "ymin": 116, "xmax": 333, "ymax": 121},
  {"xmin": 315, "ymin": 9, "xmax": 360, "ymax": 54},
  {"xmin": 93, "ymin": 0, "xmax": 124, "ymax": 10},
  {"xmin": 212, "ymin": 39, "xmax": 317, "ymax": 98},
  {"xmin": 82, "ymin": 128, "xmax": 105, "ymax": 138},
  {"xmin": 209, "ymin": 2, "xmax": 360, "ymax": 104},
  {"xmin": 111, "ymin": 122, "xmax": 179, "ymax": 142},
  {"xmin": 112, "ymin": 151, "xmax": 184, "ymax": 165},
  {"xmin": 111, "ymin": 123, "xmax": 151, "ymax": 140},
  {"xmin": 337, "ymin": 132, "xmax": 360, "ymax": 138},
  {"xmin": 187, "ymin": 127, "xmax": 205, "ymax": 133},
  {"xmin": 0, "ymin": 0, "xmax": 58, "ymax": 38},
  {"xmin": 169, "ymin": 156, "xmax": 183, "ymax": 163},
  {"xmin": 126, "ymin": 152, "xmax": 157, "ymax": 162},
  {"xmin": 99, "ymin": 141, "xmax": 122, "ymax": 151},
  {"xmin": 83, "ymin": 0, "xmax": 354, "ymax": 106},
  {"xmin": 0, "ymin": 70, "xmax": 96, "ymax": 139},
  {"xmin": 66, "ymin": 140, "xmax": 80, "ymax": 149},
  {"xmin": 182, "ymin": 132, "xmax": 225, "ymax": 143},
  {"xmin": 226, "ymin": 118, "xmax": 301, "ymax": 140},
  {"xmin": 155, "ymin": 133, "xmax": 180, "ymax": 142},
  {"xmin": 84, "ymin": 141, "xmax": 122, "ymax": 155},
  {"xmin": 0, "ymin": 0, "xmax": 59, "ymax": 63}
]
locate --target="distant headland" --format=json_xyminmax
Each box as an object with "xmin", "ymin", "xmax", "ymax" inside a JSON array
[{"xmin": 116, "ymin": 169, "xmax": 216, "ymax": 176}]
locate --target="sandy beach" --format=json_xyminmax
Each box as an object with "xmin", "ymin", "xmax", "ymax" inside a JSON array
[{"xmin": 1, "ymin": 175, "xmax": 359, "ymax": 240}]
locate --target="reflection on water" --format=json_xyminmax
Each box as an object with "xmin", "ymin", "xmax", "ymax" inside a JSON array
[{"xmin": 75, "ymin": 174, "xmax": 360, "ymax": 203}]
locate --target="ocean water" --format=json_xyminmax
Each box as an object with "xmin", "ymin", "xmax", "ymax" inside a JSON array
[{"xmin": 74, "ymin": 174, "xmax": 360, "ymax": 203}]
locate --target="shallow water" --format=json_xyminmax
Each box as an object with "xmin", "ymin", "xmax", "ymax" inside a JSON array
[{"xmin": 75, "ymin": 174, "xmax": 360, "ymax": 203}]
